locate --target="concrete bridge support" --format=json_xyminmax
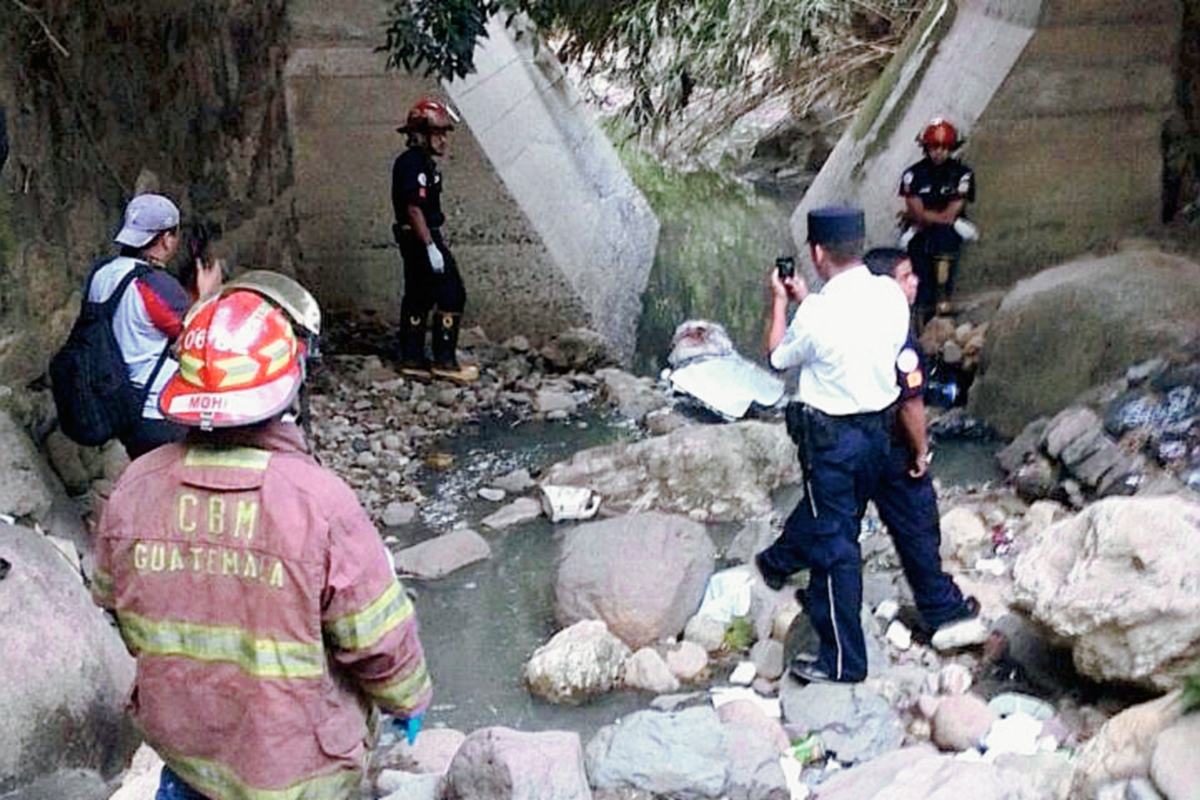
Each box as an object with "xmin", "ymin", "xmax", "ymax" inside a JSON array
[
  {"xmin": 791, "ymin": 0, "xmax": 1180, "ymax": 292},
  {"xmin": 284, "ymin": 4, "xmax": 657, "ymax": 361}
]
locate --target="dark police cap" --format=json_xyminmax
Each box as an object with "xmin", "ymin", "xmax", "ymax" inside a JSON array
[{"xmin": 807, "ymin": 206, "xmax": 865, "ymax": 244}]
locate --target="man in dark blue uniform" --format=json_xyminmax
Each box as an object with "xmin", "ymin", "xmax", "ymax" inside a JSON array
[
  {"xmin": 899, "ymin": 118, "xmax": 976, "ymax": 323},
  {"xmin": 392, "ymin": 96, "xmax": 472, "ymax": 381},
  {"xmin": 863, "ymin": 248, "xmax": 985, "ymax": 651},
  {"xmin": 754, "ymin": 207, "xmax": 910, "ymax": 684}
]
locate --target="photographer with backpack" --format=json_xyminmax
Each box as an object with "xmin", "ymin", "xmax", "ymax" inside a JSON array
[{"xmin": 53, "ymin": 193, "xmax": 222, "ymax": 458}]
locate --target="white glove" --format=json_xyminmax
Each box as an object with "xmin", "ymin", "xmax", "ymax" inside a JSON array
[
  {"xmin": 953, "ymin": 218, "xmax": 979, "ymax": 241},
  {"xmin": 426, "ymin": 242, "xmax": 445, "ymax": 274}
]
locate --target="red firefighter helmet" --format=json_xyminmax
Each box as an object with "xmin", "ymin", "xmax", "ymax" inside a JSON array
[
  {"xmin": 398, "ymin": 97, "xmax": 458, "ymax": 134},
  {"xmin": 918, "ymin": 118, "xmax": 960, "ymax": 150},
  {"xmin": 159, "ymin": 290, "xmax": 305, "ymax": 429}
]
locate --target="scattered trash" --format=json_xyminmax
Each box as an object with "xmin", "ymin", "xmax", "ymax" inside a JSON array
[
  {"xmin": 987, "ymin": 692, "xmax": 1054, "ymax": 721},
  {"xmin": 709, "ymin": 685, "xmax": 780, "ymax": 718},
  {"xmin": 696, "ymin": 566, "xmax": 755, "ymax": 625},
  {"xmin": 974, "ymin": 557, "xmax": 1007, "ymax": 576},
  {"xmin": 874, "ymin": 598, "xmax": 900, "ymax": 623},
  {"xmin": 886, "ymin": 619, "xmax": 913, "ymax": 650},
  {"xmin": 729, "ymin": 661, "xmax": 757, "ymax": 685},
  {"xmin": 981, "ymin": 712, "xmax": 1044, "ymax": 756},
  {"xmin": 538, "ymin": 485, "xmax": 601, "ymax": 522},
  {"xmin": 788, "ymin": 732, "xmax": 826, "ymax": 766}
]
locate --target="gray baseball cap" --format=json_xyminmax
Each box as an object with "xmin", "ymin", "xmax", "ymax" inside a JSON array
[{"xmin": 115, "ymin": 193, "xmax": 180, "ymax": 247}]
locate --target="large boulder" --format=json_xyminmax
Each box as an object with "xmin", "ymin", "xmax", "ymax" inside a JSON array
[
  {"xmin": 440, "ymin": 727, "xmax": 591, "ymax": 800},
  {"xmin": 555, "ymin": 512, "xmax": 716, "ymax": 649},
  {"xmin": 0, "ymin": 407, "xmax": 64, "ymax": 523},
  {"xmin": 585, "ymin": 707, "xmax": 730, "ymax": 799},
  {"xmin": 0, "ymin": 523, "xmax": 139, "ymax": 794},
  {"xmin": 524, "ymin": 620, "xmax": 631, "ymax": 705},
  {"xmin": 968, "ymin": 248, "xmax": 1200, "ymax": 437},
  {"xmin": 1011, "ymin": 496, "xmax": 1200, "ymax": 689},
  {"xmin": 540, "ymin": 420, "xmax": 800, "ymax": 522}
]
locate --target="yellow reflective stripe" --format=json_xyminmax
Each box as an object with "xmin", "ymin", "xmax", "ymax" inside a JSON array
[
  {"xmin": 166, "ymin": 748, "xmax": 361, "ymax": 800},
  {"xmin": 367, "ymin": 662, "xmax": 432, "ymax": 713},
  {"xmin": 325, "ymin": 581, "xmax": 413, "ymax": 651},
  {"xmin": 179, "ymin": 352, "xmax": 205, "ymax": 385},
  {"xmin": 259, "ymin": 338, "xmax": 291, "ymax": 376},
  {"xmin": 119, "ymin": 612, "xmax": 324, "ymax": 679},
  {"xmin": 214, "ymin": 354, "xmax": 261, "ymax": 388},
  {"xmin": 91, "ymin": 567, "xmax": 114, "ymax": 605},
  {"xmin": 184, "ymin": 446, "xmax": 272, "ymax": 471}
]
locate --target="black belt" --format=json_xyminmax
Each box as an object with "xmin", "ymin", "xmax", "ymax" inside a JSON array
[{"xmin": 807, "ymin": 404, "xmax": 894, "ymax": 431}]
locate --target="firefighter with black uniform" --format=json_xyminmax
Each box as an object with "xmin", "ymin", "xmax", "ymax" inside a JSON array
[
  {"xmin": 898, "ymin": 118, "xmax": 976, "ymax": 323},
  {"xmin": 392, "ymin": 96, "xmax": 474, "ymax": 382}
]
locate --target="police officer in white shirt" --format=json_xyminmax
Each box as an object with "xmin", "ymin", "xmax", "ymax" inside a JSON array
[{"xmin": 754, "ymin": 206, "xmax": 910, "ymax": 684}]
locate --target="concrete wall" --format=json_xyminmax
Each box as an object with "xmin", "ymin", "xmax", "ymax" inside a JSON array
[
  {"xmin": 791, "ymin": 0, "xmax": 1179, "ymax": 291},
  {"xmin": 284, "ymin": 2, "xmax": 658, "ymax": 361}
]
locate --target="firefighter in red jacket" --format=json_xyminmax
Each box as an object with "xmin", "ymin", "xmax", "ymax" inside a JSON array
[{"xmin": 92, "ymin": 275, "xmax": 431, "ymax": 800}]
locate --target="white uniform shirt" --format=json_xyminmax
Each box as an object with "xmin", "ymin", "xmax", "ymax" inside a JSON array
[{"xmin": 769, "ymin": 265, "xmax": 910, "ymax": 415}]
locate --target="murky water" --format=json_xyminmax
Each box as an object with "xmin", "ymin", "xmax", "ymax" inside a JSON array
[
  {"xmin": 399, "ymin": 414, "xmax": 653, "ymax": 739},
  {"xmin": 401, "ymin": 410, "xmax": 1001, "ymax": 739}
]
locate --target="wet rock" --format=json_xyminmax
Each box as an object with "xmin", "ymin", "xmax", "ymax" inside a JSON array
[
  {"xmin": 391, "ymin": 528, "xmax": 492, "ymax": 579},
  {"xmin": 490, "ymin": 468, "xmax": 535, "ymax": 494},
  {"xmin": 540, "ymin": 328, "xmax": 614, "ymax": 372},
  {"xmin": 939, "ymin": 506, "xmax": 992, "ymax": 567},
  {"xmin": 622, "ymin": 648, "xmax": 680, "ymax": 694},
  {"xmin": 750, "ymin": 639, "xmax": 785, "ymax": 681},
  {"xmin": 809, "ymin": 746, "xmax": 1045, "ymax": 799},
  {"xmin": 684, "ymin": 609, "xmax": 728, "ymax": 653},
  {"xmin": 377, "ymin": 771, "xmax": 439, "ymax": 800},
  {"xmin": 1149, "ymin": 712, "xmax": 1200, "ymax": 800},
  {"xmin": 381, "ymin": 501, "xmax": 418, "ymax": 527},
  {"xmin": 1011, "ymin": 496, "xmax": 1200, "ymax": 689},
  {"xmin": 718, "ymin": 703, "xmax": 791, "ymax": 800},
  {"xmin": 375, "ymin": 727, "xmax": 465, "ymax": 774},
  {"xmin": 968, "ymin": 249, "xmax": 1200, "ymax": 438},
  {"xmin": 477, "ymin": 487, "xmax": 506, "ymax": 502},
  {"xmin": 442, "ymin": 727, "xmax": 591, "ymax": 800},
  {"xmin": 1, "ymin": 524, "xmax": 139, "ymax": 792},
  {"xmin": 0, "ymin": 408, "xmax": 62, "ymax": 522},
  {"xmin": 1066, "ymin": 690, "xmax": 1186, "ymax": 799},
  {"xmin": 525, "ymin": 620, "xmax": 630, "ymax": 704},
  {"xmin": 555, "ymin": 512, "xmax": 715, "ymax": 649},
  {"xmin": 595, "ymin": 367, "xmax": 670, "ymax": 423},
  {"xmin": 532, "ymin": 387, "xmax": 577, "ymax": 415},
  {"xmin": 665, "ymin": 641, "xmax": 710, "ymax": 682},
  {"xmin": 480, "ymin": 497, "xmax": 542, "ymax": 531},
  {"xmin": 931, "ymin": 693, "xmax": 994, "ymax": 751},
  {"xmin": 779, "ymin": 682, "xmax": 905, "ymax": 765},
  {"xmin": 540, "ymin": 421, "xmax": 799, "ymax": 522},
  {"xmin": 586, "ymin": 707, "xmax": 729, "ymax": 798}
]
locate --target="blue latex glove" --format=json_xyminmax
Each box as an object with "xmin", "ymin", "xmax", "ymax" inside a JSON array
[{"xmin": 395, "ymin": 714, "xmax": 423, "ymax": 746}]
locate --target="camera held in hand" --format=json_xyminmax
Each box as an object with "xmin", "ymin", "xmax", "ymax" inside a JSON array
[{"xmin": 775, "ymin": 256, "xmax": 795, "ymax": 279}]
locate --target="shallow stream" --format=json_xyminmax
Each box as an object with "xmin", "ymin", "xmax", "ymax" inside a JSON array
[{"xmin": 400, "ymin": 411, "xmax": 1003, "ymax": 740}]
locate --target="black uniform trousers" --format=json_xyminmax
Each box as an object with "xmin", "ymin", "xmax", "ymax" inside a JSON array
[
  {"xmin": 908, "ymin": 225, "xmax": 961, "ymax": 316},
  {"xmin": 872, "ymin": 441, "xmax": 971, "ymax": 630},
  {"xmin": 398, "ymin": 228, "xmax": 466, "ymax": 320},
  {"xmin": 758, "ymin": 409, "xmax": 890, "ymax": 682}
]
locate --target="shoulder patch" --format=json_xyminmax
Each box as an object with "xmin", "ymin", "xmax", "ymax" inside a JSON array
[
  {"xmin": 417, "ymin": 173, "xmax": 427, "ymax": 187},
  {"xmin": 896, "ymin": 347, "xmax": 920, "ymax": 374}
]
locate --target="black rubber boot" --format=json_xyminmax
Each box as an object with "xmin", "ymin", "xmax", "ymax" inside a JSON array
[
  {"xmin": 398, "ymin": 313, "xmax": 427, "ymax": 367},
  {"xmin": 430, "ymin": 312, "xmax": 460, "ymax": 368}
]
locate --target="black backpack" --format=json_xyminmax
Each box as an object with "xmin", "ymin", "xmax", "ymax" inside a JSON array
[{"xmin": 50, "ymin": 260, "xmax": 170, "ymax": 447}]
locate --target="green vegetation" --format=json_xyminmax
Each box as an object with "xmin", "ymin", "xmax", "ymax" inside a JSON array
[
  {"xmin": 722, "ymin": 616, "xmax": 756, "ymax": 652},
  {"xmin": 381, "ymin": 0, "xmax": 929, "ymax": 137},
  {"xmin": 1185, "ymin": 668, "xmax": 1200, "ymax": 713},
  {"xmin": 617, "ymin": 140, "xmax": 793, "ymax": 374}
]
